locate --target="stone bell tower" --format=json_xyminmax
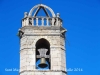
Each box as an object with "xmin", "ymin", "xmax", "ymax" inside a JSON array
[{"xmin": 18, "ymin": 4, "xmax": 67, "ymax": 75}]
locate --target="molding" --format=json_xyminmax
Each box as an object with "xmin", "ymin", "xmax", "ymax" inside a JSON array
[
  {"xmin": 21, "ymin": 26, "xmax": 60, "ymax": 30},
  {"xmin": 20, "ymin": 26, "xmax": 66, "ymax": 30},
  {"xmin": 20, "ymin": 70, "xmax": 67, "ymax": 74}
]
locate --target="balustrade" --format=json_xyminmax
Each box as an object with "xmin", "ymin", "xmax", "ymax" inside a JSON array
[{"xmin": 22, "ymin": 17, "xmax": 62, "ymax": 27}]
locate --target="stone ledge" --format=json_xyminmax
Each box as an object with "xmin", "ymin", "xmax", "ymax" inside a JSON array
[
  {"xmin": 20, "ymin": 26, "xmax": 61, "ymax": 30},
  {"xmin": 20, "ymin": 48, "xmax": 33, "ymax": 51},
  {"xmin": 23, "ymin": 33, "xmax": 60, "ymax": 36},
  {"xmin": 19, "ymin": 70, "xmax": 67, "ymax": 74}
]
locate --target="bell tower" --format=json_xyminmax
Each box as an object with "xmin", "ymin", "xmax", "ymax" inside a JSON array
[{"xmin": 18, "ymin": 4, "xmax": 67, "ymax": 75}]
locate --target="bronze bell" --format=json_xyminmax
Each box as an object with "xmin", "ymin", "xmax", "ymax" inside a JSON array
[{"xmin": 38, "ymin": 57, "xmax": 48, "ymax": 68}]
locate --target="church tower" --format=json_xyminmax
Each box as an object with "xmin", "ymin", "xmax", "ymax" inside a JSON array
[{"xmin": 18, "ymin": 4, "xmax": 67, "ymax": 75}]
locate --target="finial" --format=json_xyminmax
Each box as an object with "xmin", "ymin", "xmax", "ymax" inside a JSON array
[
  {"xmin": 57, "ymin": 13, "xmax": 60, "ymax": 18},
  {"xmin": 24, "ymin": 12, "xmax": 28, "ymax": 18}
]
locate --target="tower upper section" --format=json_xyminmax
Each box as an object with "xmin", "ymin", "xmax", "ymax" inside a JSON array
[{"xmin": 22, "ymin": 4, "xmax": 62, "ymax": 27}]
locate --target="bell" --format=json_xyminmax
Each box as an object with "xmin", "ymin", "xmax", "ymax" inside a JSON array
[{"xmin": 38, "ymin": 58, "xmax": 48, "ymax": 68}]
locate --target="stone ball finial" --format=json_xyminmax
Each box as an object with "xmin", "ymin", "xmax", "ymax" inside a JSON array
[
  {"xmin": 24, "ymin": 12, "xmax": 28, "ymax": 18},
  {"xmin": 57, "ymin": 13, "xmax": 60, "ymax": 18}
]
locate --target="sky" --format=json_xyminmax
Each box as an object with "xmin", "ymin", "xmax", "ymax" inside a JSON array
[{"xmin": 0, "ymin": 0, "xmax": 100, "ymax": 75}]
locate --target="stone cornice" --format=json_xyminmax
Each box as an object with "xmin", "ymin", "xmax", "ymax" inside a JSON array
[
  {"xmin": 19, "ymin": 70, "xmax": 67, "ymax": 74},
  {"xmin": 20, "ymin": 26, "xmax": 66, "ymax": 30}
]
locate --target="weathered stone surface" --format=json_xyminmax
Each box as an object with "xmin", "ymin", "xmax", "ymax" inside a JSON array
[{"xmin": 19, "ymin": 4, "xmax": 67, "ymax": 75}]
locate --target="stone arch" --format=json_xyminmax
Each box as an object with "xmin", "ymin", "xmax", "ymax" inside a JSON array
[
  {"xmin": 35, "ymin": 38, "xmax": 50, "ymax": 55},
  {"xmin": 28, "ymin": 4, "xmax": 56, "ymax": 17},
  {"xmin": 35, "ymin": 38, "xmax": 51, "ymax": 69}
]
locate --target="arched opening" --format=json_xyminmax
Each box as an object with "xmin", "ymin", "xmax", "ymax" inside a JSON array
[{"xmin": 35, "ymin": 38, "xmax": 50, "ymax": 69}]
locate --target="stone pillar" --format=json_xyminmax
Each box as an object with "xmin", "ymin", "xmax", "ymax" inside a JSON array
[
  {"xmin": 52, "ymin": 18, "xmax": 54, "ymax": 26},
  {"xmin": 56, "ymin": 18, "xmax": 58, "ymax": 26},
  {"xmin": 46, "ymin": 18, "xmax": 49, "ymax": 26},
  {"xmin": 32, "ymin": 18, "xmax": 34, "ymax": 26},
  {"xmin": 22, "ymin": 19, "xmax": 24, "ymax": 27},
  {"xmin": 42, "ymin": 18, "xmax": 44, "ymax": 26},
  {"xmin": 36, "ymin": 18, "xmax": 38, "ymax": 26},
  {"xmin": 26, "ymin": 17, "xmax": 29, "ymax": 26}
]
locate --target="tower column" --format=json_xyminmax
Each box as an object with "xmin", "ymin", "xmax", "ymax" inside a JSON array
[
  {"xmin": 36, "ymin": 18, "xmax": 38, "ymax": 26},
  {"xmin": 46, "ymin": 18, "xmax": 49, "ymax": 26},
  {"xmin": 42, "ymin": 18, "xmax": 44, "ymax": 26},
  {"xmin": 32, "ymin": 18, "xmax": 34, "ymax": 26}
]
